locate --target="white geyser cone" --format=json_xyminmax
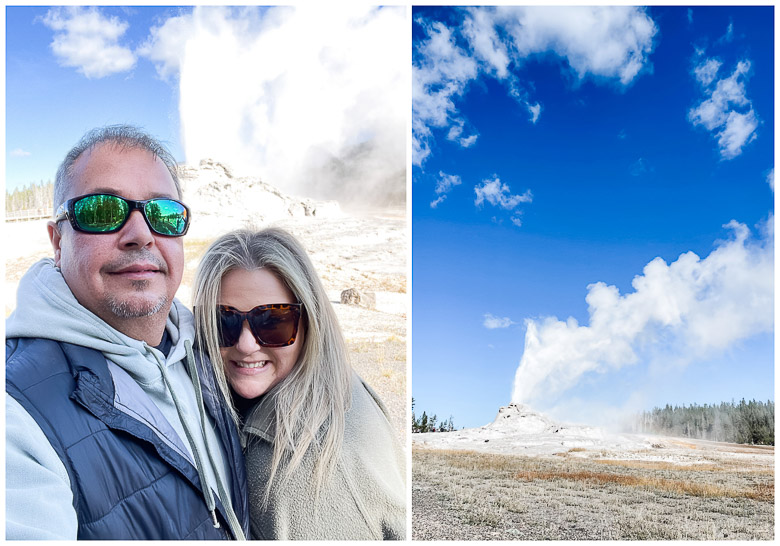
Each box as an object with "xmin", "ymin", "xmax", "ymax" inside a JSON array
[{"xmin": 485, "ymin": 403, "xmax": 565, "ymax": 435}]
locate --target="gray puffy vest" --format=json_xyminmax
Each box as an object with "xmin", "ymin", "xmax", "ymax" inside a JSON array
[{"xmin": 6, "ymin": 337, "xmax": 249, "ymax": 539}]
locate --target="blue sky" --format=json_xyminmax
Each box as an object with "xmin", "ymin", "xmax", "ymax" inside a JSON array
[
  {"xmin": 6, "ymin": 6, "xmax": 183, "ymax": 190},
  {"xmin": 412, "ymin": 6, "xmax": 774, "ymax": 429},
  {"xmin": 6, "ymin": 6, "xmax": 406, "ymax": 203}
]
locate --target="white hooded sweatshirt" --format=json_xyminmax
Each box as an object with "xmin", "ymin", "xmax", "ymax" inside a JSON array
[{"xmin": 6, "ymin": 258, "xmax": 234, "ymax": 539}]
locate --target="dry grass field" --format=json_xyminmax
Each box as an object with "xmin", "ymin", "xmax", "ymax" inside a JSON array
[
  {"xmin": 413, "ymin": 445, "xmax": 774, "ymax": 540},
  {"xmin": 348, "ymin": 335, "xmax": 406, "ymax": 443}
]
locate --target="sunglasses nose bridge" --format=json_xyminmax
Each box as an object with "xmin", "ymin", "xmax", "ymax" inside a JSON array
[
  {"xmin": 234, "ymin": 318, "xmax": 263, "ymax": 352},
  {"xmin": 118, "ymin": 206, "xmax": 156, "ymax": 242}
]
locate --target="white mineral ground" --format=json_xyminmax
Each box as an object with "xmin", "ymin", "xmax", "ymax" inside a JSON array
[
  {"xmin": 5, "ymin": 159, "xmax": 407, "ymax": 439},
  {"xmin": 414, "ymin": 403, "xmax": 774, "ymax": 467}
]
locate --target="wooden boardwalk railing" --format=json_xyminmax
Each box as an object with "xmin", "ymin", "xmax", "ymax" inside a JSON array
[{"xmin": 5, "ymin": 208, "xmax": 51, "ymax": 222}]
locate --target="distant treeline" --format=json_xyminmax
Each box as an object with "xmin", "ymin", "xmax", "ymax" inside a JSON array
[
  {"xmin": 411, "ymin": 398, "xmax": 456, "ymax": 433},
  {"xmin": 6, "ymin": 180, "xmax": 54, "ymax": 214},
  {"xmin": 633, "ymin": 399, "xmax": 774, "ymax": 446}
]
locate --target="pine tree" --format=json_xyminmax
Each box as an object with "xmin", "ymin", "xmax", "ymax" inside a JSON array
[{"xmin": 635, "ymin": 399, "xmax": 774, "ymax": 445}]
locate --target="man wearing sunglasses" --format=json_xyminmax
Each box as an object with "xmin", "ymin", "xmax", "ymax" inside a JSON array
[{"xmin": 6, "ymin": 126, "xmax": 248, "ymax": 540}]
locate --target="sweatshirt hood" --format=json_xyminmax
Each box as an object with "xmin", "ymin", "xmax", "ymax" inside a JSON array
[
  {"xmin": 7, "ymin": 258, "xmax": 246, "ymax": 539},
  {"xmin": 6, "ymin": 258, "xmax": 194, "ymax": 385}
]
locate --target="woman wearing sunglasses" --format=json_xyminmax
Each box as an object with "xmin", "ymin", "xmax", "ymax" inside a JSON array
[{"xmin": 192, "ymin": 228, "xmax": 405, "ymax": 540}]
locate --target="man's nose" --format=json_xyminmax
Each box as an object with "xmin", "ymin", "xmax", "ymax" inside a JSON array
[{"xmin": 117, "ymin": 210, "xmax": 155, "ymax": 248}]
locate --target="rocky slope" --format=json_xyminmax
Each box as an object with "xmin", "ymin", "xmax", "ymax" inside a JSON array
[{"xmin": 178, "ymin": 159, "xmax": 342, "ymax": 238}]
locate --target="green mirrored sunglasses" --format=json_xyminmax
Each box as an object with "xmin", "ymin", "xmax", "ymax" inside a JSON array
[{"xmin": 55, "ymin": 193, "xmax": 190, "ymax": 237}]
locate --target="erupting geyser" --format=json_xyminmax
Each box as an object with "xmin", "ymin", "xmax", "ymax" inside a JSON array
[{"xmin": 509, "ymin": 218, "xmax": 773, "ymax": 418}]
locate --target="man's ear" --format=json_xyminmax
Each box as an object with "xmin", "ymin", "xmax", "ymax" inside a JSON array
[{"xmin": 47, "ymin": 221, "xmax": 63, "ymax": 267}]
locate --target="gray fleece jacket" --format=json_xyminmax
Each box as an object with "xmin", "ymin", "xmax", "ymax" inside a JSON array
[
  {"xmin": 5, "ymin": 258, "xmax": 235, "ymax": 539},
  {"xmin": 243, "ymin": 373, "xmax": 407, "ymax": 540}
]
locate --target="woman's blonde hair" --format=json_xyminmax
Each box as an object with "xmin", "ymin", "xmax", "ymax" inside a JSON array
[{"xmin": 193, "ymin": 227, "xmax": 352, "ymax": 502}]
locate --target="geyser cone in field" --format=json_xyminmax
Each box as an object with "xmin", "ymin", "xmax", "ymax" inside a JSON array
[
  {"xmin": 485, "ymin": 403, "xmax": 565, "ymax": 435},
  {"xmin": 177, "ymin": 158, "xmax": 342, "ymax": 238},
  {"xmin": 414, "ymin": 403, "xmax": 633, "ymax": 456}
]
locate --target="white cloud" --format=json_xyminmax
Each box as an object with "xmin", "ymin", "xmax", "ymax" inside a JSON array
[
  {"xmin": 430, "ymin": 171, "xmax": 462, "ymax": 208},
  {"xmin": 446, "ymin": 124, "xmax": 462, "ymax": 142},
  {"xmin": 689, "ymin": 59, "xmax": 758, "ymax": 159},
  {"xmin": 413, "ymin": 6, "xmax": 657, "ymax": 166},
  {"xmin": 527, "ymin": 103, "xmax": 541, "ymax": 124},
  {"xmin": 718, "ymin": 21, "xmax": 734, "ymax": 44},
  {"xmin": 434, "ymin": 171, "xmax": 462, "ymax": 195},
  {"xmin": 474, "ymin": 175, "xmax": 532, "ymax": 210},
  {"xmin": 41, "ymin": 7, "xmax": 136, "ymax": 78},
  {"xmin": 767, "ymin": 169, "xmax": 774, "ymax": 191},
  {"xmin": 10, "ymin": 149, "xmax": 31, "ymax": 157},
  {"xmin": 687, "ymin": 9, "xmax": 693, "ymax": 25},
  {"xmin": 413, "ymin": 118, "xmax": 434, "ymax": 167},
  {"xmin": 140, "ymin": 6, "xmax": 406, "ymax": 205},
  {"xmin": 137, "ymin": 10, "xmax": 192, "ymax": 81},
  {"xmin": 693, "ymin": 58, "xmax": 721, "ymax": 86},
  {"xmin": 459, "ymin": 134, "xmax": 479, "ymax": 148},
  {"xmin": 430, "ymin": 195, "xmax": 446, "ymax": 209},
  {"xmin": 462, "ymin": 7, "xmax": 511, "ymax": 79},
  {"xmin": 510, "ymin": 215, "xmax": 523, "ymax": 228},
  {"xmin": 512, "ymin": 218, "xmax": 774, "ymax": 405},
  {"xmin": 494, "ymin": 6, "xmax": 657, "ymax": 85},
  {"xmin": 413, "ymin": 19, "xmax": 478, "ymax": 166},
  {"xmin": 446, "ymin": 120, "xmax": 479, "ymax": 148},
  {"xmin": 484, "ymin": 313, "xmax": 515, "ymax": 329},
  {"xmin": 717, "ymin": 110, "xmax": 758, "ymax": 159}
]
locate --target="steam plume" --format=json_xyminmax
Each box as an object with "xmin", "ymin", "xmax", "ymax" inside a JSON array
[
  {"xmin": 512, "ymin": 218, "xmax": 774, "ymax": 406},
  {"xmin": 142, "ymin": 6, "xmax": 406, "ymax": 207}
]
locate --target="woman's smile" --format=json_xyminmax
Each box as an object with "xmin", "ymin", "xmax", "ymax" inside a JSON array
[
  {"xmin": 230, "ymin": 359, "xmax": 271, "ymax": 373},
  {"xmin": 218, "ymin": 267, "xmax": 304, "ymax": 399}
]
